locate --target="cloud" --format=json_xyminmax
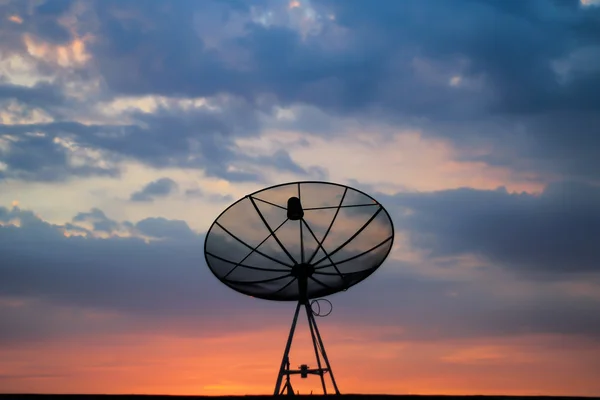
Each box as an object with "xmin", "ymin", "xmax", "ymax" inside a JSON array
[
  {"xmin": 84, "ymin": 0, "xmax": 600, "ymax": 182},
  {"xmin": 1, "ymin": 204, "xmax": 599, "ymax": 348},
  {"xmin": 130, "ymin": 177, "xmax": 178, "ymax": 202},
  {"xmin": 1, "ymin": 95, "xmax": 312, "ymax": 182},
  {"xmin": 2, "ymin": 0, "xmax": 598, "ymax": 185},
  {"xmin": 84, "ymin": 0, "xmax": 597, "ymax": 118},
  {"xmin": 0, "ymin": 205, "xmax": 291, "ymax": 345},
  {"xmin": 72, "ymin": 207, "xmax": 119, "ymax": 232},
  {"xmin": 0, "ymin": 206, "xmax": 216, "ymax": 315},
  {"xmin": 315, "ymin": 0, "xmax": 600, "ymax": 181},
  {"xmin": 338, "ymin": 265, "xmax": 600, "ymax": 342},
  {"xmin": 134, "ymin": 217, "xmax": 195, "ymax": 240},
  {"xmin": 0, "ymin": 0, "xmax": 75, "ymax": 54},
  {"xmin": 0, "ymin": 82, "xmax": 66, "ymax": 108},
  {"xmin": 184, "ymin": 188, "xmax": 234, "ymax": 203},
  {"xmin": 0, "ymin": 123, "xmax": 120, "ymax": 182},
  {"xmin": 385, "ymin": 180, "xmax": 600, "ymax": 277}
]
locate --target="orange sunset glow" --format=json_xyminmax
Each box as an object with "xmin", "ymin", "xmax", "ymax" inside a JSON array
[{"xmin": 2, "ymin": 326, "xmax": 600, "ymax": 396}]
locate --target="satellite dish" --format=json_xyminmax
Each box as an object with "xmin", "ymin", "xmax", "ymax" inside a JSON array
[{"xmin": 204, "ymin": 181, "xmax": 395, "ymax": 395}]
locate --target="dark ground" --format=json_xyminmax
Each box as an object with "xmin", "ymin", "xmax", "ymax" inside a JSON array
[{"xmin": 1, "ymin": 395, "xmax": 598, "ymax": 400}]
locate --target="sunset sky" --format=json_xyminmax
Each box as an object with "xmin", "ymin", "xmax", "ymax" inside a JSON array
[{"xmin": 1, "ymin": 0, "xmax": 600, "ymax": 396}]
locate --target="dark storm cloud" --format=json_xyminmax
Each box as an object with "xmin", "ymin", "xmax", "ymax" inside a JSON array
[
  {"xmin": 130, "ymin": 177, "xmax": 178, "ymax": 202},
  {"xmin": 106, "ymin": 102, "xmax": 261, "ymax": 170},
  {"xmin": 1, "ymin": 115, "xmax": 253, "ymax": 182},
  {"xmin": 317, "ymin": 0, "xmax": 600, "ymax": 181},
  {"xmin": 313, "ymin": 0, "xmax": 600, "ymax": 116},
  {"xmin": 87, "ymin": 0, "xmax": 259, "ymax": 98},
  {"xmin": 100, "ymin": 106, "xmax": 309, "ymax": 180},
  {"xmin": 81, "ymin": 0, "xmax": 599, "ymax": 181},
  {"xmin": 87, "ymin": 0, "xmax": 394, "ymax": 113},
  {"xmin": 1, "ymin": 102, "xmax": 313, "ymax": 182},
  {"xmin": 35, "ymin": 0, "xmax": 74, "ymax": 16},
  {"xmin": 6, "ymin": 0, "xmax": 599, "ymax": 181},
  {"xmin": 0, "ymin": 130, "xmax": 119, "ymax": 182},
  {"xmin": 1, "ymin": 205, "xmax": 599, "ymax": 345},
  {"xmin": 384, "ymin": 180, "xmax": 600, "ymax": 277},
  {"xmin": 28, "ymin": 0, "xmax": 76, "ymax": 45},
  {"xmin": 0, "ymin": 0, "xmax": 277, "ymax": 183},
  {"xmin": 0, "ymin": 82, "xmax": 66, "ymax": 108},
  {"xmin": 0, "ymin": 0, "xmax": 75, "ymax": 53},
  {"xmin": 86, "ymin": 0, "xmax": 598, "ymax": 114}
]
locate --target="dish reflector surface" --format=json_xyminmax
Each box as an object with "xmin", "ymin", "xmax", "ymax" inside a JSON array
[{"xmin": 204, "ymin": 181, "xmax": 394, "ymax": 301}]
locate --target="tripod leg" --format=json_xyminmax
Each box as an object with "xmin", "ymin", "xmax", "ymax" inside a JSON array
[
  {"xmin": 304, "ymin": 303, "xmax": 327, "ymax": 394},
  {"xmin": 274, "ymin": 301, "xmax": 302, "ymax": 395},
  {"xmin": 281, "ymin": 358, "xmax": 294, "ymax": 396},
  {"xmin": 308, "ymin": 310, "xmax": 341, "ymax": 395}
]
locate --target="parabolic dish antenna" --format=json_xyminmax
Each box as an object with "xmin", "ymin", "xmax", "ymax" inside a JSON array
[{"xmin": 204, "ymin": 181, "xmax": 394, "ymax": 395}]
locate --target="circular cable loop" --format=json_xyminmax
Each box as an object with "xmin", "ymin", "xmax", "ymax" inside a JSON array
[{"xmin": 310, "ymin": 298, "xmax": 333, "ymax": 317}]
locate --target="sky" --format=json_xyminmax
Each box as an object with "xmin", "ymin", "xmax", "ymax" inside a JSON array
[{"xmin": 1, "ymin": 0, "xmax": 600, "ymax": 396}]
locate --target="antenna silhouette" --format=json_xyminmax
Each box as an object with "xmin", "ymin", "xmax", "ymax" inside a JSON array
[{"xmin": 204, "ymin": 181, "xmax": 395, "ymax": 395}]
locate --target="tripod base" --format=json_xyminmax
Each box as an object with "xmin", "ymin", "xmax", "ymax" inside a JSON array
[{"xmin": 274, "ymin": 301, "xmax": 340, "ymax": 396}]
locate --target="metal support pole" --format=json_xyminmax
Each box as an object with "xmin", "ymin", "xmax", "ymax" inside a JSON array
[
  {"xmin": 279, "ymin": 358, "xmax": 294, "ymax": 395},
  {"xmin": 308, "ymin": 308, "xmax": 341, "ymax": 395},
  {"xmin": 304, "ymin": 302, "xmax": 328, "ymax": 394},
  {"xmin": 273, "ymin": 299, "xmax": 341, "ymax": 396},
  {"xmin": 274, "ymin": 301, "xmax": 302, "ymax": 395}
]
